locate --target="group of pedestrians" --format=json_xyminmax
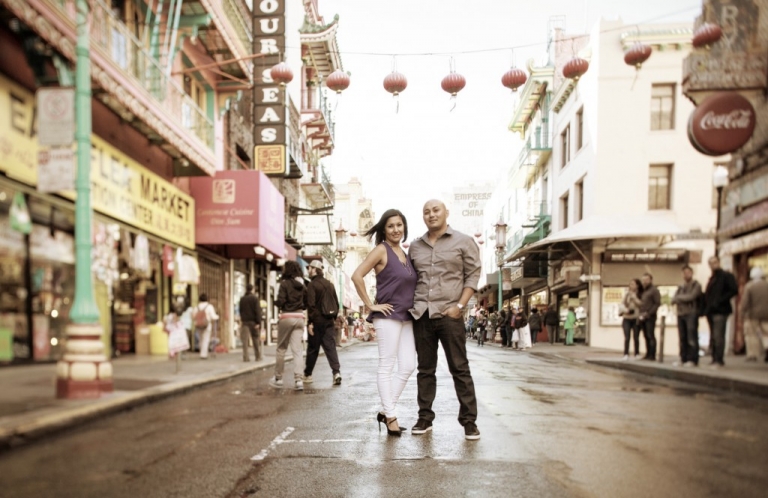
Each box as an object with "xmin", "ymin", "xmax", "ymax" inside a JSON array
[{"xmin": 619, "ymin": 256, "xmax": 762, "ymax": 368}]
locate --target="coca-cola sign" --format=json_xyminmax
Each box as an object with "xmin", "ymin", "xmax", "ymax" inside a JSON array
[{"xmin": 688, "ymin": 91, "xmax": 756, "ymax": 156}]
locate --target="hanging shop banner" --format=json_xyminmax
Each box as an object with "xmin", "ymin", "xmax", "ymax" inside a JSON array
[
  {"xmin": 36, "ymin": 87, "xmax": 75, "ymax": 146},
  {"xmin": 296, "ymin": 214, "xmax": 333, "ymax": 245},
  {"xmin": 252, "ymin": 0, "xmax": 288, "ymax": 176},
  {"xmin": 37, "ymin": 147, "xmax": 75, "ymax": 193},
  {"xmin": 189, "ymin": 170, "xmax": 285, "ymax": 256}
]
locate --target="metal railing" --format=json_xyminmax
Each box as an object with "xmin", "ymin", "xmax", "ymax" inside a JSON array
[
  {"xmin": 52, "ymin": 0, "xmax": 214, "ymax": 149},
  {"xmin": 318, "ymin": 88, "xmax": 335, "ymax": 141},
  {"xmin": 222, "ymin": 0, "xmax": 252, "ymax": 53}
]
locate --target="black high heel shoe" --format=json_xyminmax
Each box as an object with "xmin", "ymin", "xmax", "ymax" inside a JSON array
[
  {"xmin": 377, "ymin": 412, "xmax": 405, "ymax": 432},
  {"xmin": 385, "ymin": 417, "xmax": 402, "ymax": 437}
]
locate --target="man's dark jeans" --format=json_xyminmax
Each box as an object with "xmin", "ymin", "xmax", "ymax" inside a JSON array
[
  {"xmin": 414, "ymin": 315, "xmax": 478, "ymax": 426},
  {"xmin": 677, "ymin": 313, "xmax": 699, "ymax": 364},
  {"xmin": 305, "ymin": 318, "xmax": 340, "ymax": 376},
  {"xmin": 641, "ymin": 315, "xmax": 657, "ymax": 359},
  {"xmin": 548, "ymin": 324, "xmax": 560, "ymax": 344},
  {"xmin": 707, "ymin": 314, "xmax": 728, "ymax": 365}
]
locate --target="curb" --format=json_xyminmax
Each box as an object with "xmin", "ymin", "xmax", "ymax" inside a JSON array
[
  {"xmin": 585, "ymin": 359, "xmax": 768, "ymax": 398},
  {"xmin": 0, "ymin": 340, "xmax": 360, "ymax": 451}
]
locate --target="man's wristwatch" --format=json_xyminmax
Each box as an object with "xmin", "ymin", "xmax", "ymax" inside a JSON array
[{"xmin": 457, "ymin": 303, "xmax": 465, "ymax": 310}]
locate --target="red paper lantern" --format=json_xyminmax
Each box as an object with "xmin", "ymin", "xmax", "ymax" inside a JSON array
[
  {"xmin": 349, "ymin": 231, "xmax": 358, "ymax": 237},
  {"xmin": 623, "ymin": 43, "xmax": 652, "ymax": 69},
  {"xmin": 402, "ymin": 243, "xmax": 410, "ymax": 249},
  {"xmin": 477, "ymin": 239, "xmax": 485, "ymax": 245},
  {"xmin": 441, "ymin": 72, "xmax": 466, "ymax": 96},
  {"xmin": 501, "ymin": 68, "xmax": 527, "ymax": 91},
  {"xmin": 270, "ymin": 61, "xmax": 293, "ymax": 85},
  {"xmin": 563, "ymin": 57, "xmax": 589, "ymax": 81},
  {"xmin": 326, "ymin": 69, "xmax": 350, "ymax": 94},
  {"xmin": 384, "ymin": 71, "xmax": 408, "ymax": 95},
  {"xmin": 693, "ymin": 22, "xmax": 723, "ymax": 49},
  {"xmin": 474, "ymin": 232, "xmax": 482, "ymax": 238}
]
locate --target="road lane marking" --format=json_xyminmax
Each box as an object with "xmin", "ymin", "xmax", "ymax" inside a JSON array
[
  {"xmin": 250, "ymin": 426, "xmax": 295, "ymax": 461},
  {"xmin": 280, "ymin": 439, "xmax": 363, "ymax": 444}
]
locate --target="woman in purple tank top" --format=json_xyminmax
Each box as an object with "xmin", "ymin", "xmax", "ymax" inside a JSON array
[{"xmin": 352, "ymin": 209, "xmax": 417, "ymax": 437}]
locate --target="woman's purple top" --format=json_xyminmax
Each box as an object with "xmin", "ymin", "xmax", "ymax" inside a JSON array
[{"xmin": 367, "ymin": 243, "xmax": 417, "ymax": 322}]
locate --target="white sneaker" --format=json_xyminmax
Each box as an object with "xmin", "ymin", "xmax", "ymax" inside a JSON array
[
  {"xmin": 683, "ymin": 361, "xmax": 696, "ymax": 368},
  {"xmin": 622, "ymin": 355, "xmax": 629, "ymax": 361},
  {"xmin": 302, "ymin": 375, "xmax": 313, "ymax": 384},
  {"xmin": 269, "ymin": 377, "xmax": 283, "ymax": 388},
  {"xmin": 333, "ymin": 372, "xmax": 342, "ymax": 385},
  {"xmin": 295, "ymin": 379, "xmax": 304, "ymax": 390}
]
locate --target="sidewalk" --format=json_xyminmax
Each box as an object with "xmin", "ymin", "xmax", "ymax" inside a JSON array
[
  {"xmin": 0, "ymin": 340, "xmax": 358, "ymax": 451},
  {"xmin": 485, "ymin": 341, "xmax": 768, "ymax": 398}
]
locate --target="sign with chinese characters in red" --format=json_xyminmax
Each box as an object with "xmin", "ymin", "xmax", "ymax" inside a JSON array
[{"xmin": 255, "ymin": 144, "xmax": 286, "ymax": 175}]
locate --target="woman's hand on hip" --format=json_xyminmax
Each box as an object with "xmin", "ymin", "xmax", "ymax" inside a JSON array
[{"xmin": 368, "ymin": 303, "xmax": 394, "ymax": 316}]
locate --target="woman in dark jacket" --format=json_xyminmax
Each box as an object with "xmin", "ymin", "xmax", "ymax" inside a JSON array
[{"xmin": 270, "ymin": 260, "xmax": 308, "ymax": 390}]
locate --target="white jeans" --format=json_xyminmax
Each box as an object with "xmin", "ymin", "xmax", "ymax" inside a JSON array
[
  {"xmin": 373, "ymin": 318, "xmax": 416, "ymax": 418},
  {"xmin": 199, "ymin": 326, "xmax": 212, "ymax": 358}
]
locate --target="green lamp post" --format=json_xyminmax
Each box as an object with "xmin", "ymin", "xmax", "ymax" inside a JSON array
[
  {"xmin": 335, "ymin": 220, "xmax": 348, "ymax": 315},
  {"xmin": 56, "ymin": 0, "xmax": 113, "ymax": 398}
]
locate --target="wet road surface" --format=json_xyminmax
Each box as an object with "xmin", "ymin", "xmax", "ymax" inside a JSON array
[{"xmin": 2, "ymin": 342, "xmax": 767, "ymax": 497}]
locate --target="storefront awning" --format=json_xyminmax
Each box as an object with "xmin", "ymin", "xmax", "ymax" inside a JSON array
[
  {"xmin": 719, "ymin": 199, "xmax": 768, "ymax": 240},
  {"xmin": 189, "ymin": 171, "xmax": 285, "ymax": 258},
  {"xmin": 508, "ymin": 213, "xmax": 690, "ymax": 261}
]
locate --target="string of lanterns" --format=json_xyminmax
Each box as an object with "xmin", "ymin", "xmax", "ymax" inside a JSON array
[{"xmin": 265, "ymin": 23, "xmax": 722, "ymax": 105}]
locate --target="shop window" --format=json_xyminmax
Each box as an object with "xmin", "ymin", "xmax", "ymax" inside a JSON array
[
  {"xmin": 648, "ymin": 164, "xmax": 672, "ymax": 210},
  {"xmin": 650, "ymin": 84, "xmax": 675, "ymax": 130}
]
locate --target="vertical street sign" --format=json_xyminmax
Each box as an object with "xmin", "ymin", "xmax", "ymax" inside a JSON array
[{"xmin": 36, "ymin": 87, "xmax": 75, "ymax": 146}]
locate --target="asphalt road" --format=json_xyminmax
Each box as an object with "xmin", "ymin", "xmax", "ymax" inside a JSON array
[{"xmin": 2, "ymin": 342, "xmax": 767, "ymax": 498}]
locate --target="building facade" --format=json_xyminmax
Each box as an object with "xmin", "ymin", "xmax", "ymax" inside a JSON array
[{"xmin": 486, "ymin": 18, "xmax": 721, "ymax": 352}]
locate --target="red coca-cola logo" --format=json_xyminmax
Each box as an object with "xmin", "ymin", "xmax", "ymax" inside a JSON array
[{"xmin": 688, "ymin": 92, "xmax": 756, "ymax": 156}]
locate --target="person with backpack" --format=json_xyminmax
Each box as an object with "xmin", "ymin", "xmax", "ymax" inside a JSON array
[
  {"xmin": 305, "ymin": 260, "xmax": 342, "ymax": 385},
  {"xmin": 194, "ymin": 294, "xmax": 219, "ymax": 359},
  {"xmin": 271, "ymin": 260, "xmax": 308, "ymax": 390},
  {"xmin": 671, "ymin": 265, "xmax": 703, "ymax": 367}
]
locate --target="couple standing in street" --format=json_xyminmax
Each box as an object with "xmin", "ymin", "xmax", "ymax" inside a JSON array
[
  {"xmin": 268, "ymin": 259, "xmax": 343, "ymax": 391},
  {"xmin": 351, "ymin": 199, "xmax": 481, "ymax": 440}
]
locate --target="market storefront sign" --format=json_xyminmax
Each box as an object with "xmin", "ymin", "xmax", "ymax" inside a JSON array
[{"xmin": 0, "ymin": 73, "xmax": 195, "ymax": 248}]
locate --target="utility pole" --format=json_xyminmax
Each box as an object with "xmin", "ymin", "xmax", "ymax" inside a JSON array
[{"xmin": 56, "ymin": 0, "xmax": 113, "ymax": 399}]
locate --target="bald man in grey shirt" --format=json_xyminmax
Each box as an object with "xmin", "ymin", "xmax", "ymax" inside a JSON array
[{"xmin": 408, "ymin": 199, "xmax": 481, "ymax": 440}]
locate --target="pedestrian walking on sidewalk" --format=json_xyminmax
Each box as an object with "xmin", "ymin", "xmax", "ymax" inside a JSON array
[
  {"xmin": 487, "ymin": 311, "xmax": 498, "ymax": 344},
  {"xmin": 704, "ymin": 256, "xmax": 738, "ymax": 368},
  {"xmin": 564, "ymin": 307, "xmax": 577, "ymax": 345},
  {"xmin": 239, "ymin": 284, "xmax": 262, "ymax": 362},
  {"xmin": 498, "ymin": 308, "xmax": 508, "ymax": 346},
  {"xmin": 620, "ymin": 279, "xmax": 643, "ymax": 360},
  {"xmin": 409, "ymin": 199, "xmax": 481, "ymax": 440},
  {"xmin": 476, "ymin": 308, "xmax": 487, "ymax": 346},
  {"xmin": 194, "ymin": 294, "xmax": 219, "ymax": 359},
  {"xmin": 517, "ymin": 311, "xmax": 532, "ymax": 349},
  {"xmin": 270, "ymin": 261, "xmax": 308, "ymax": 390},
  {"xmin": 544, "ymin": 304, "xmax": 560, "ymax": 344},
  {"xmin": 739, "ymin": 267, "xmax": 768, "ymax": 362},
  {"xmin": 305, "ymin": 260, "xmax": 343, "ymax": 385},
  {"xmin": 352, "ymin": 208, "xmax": 417, "ymax": 437},
  {"xmin": 639, "ymin": 273, "xmax": 661, "ymax": 360},
  {"xmin": 671, "ymin": 266, "xmax": 703, "ymax": 367},
  {"xmin": 529, "ymin": 308, "xmax": 542, "ymax": 345},
  {"xmin": 509, "ymin": 308, "xmax": 520, "ymax": 349}
]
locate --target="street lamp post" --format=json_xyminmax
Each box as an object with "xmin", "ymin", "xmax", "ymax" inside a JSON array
[
  {"xmin": 494, "ymin": 217, "xmax": 508, "ymax": 315},
  {"xmin": 713, "ymin": 165, "xmax": 729, "ymax": 257},
  {"xmin": 335, "ymin": 221, "xmax": 348, "ymax": 316},
  {"xmin": 56, "ymin": 0, "xmax": 113, "ymax": 398}
]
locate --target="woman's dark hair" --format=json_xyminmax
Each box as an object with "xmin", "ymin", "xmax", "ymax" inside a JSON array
[
  {"xmin": 281, "ymin": 260, "xmax": 303, "ymax": 281},
  {"xmin": 364, "ymin": 209, "xmax": 408, "ymax": 246},
  {"xmin": 199, "ymin": 293, "xmax": 208, "ymax": 302},
  {"xmin": 632, "ymin": 278, "xmax": 644, "ymax": 297}
]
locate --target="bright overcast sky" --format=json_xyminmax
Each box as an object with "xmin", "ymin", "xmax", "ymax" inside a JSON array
[{"xmin": 318, "ymin": 0, "xmax": 702, "ymax": 232}]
